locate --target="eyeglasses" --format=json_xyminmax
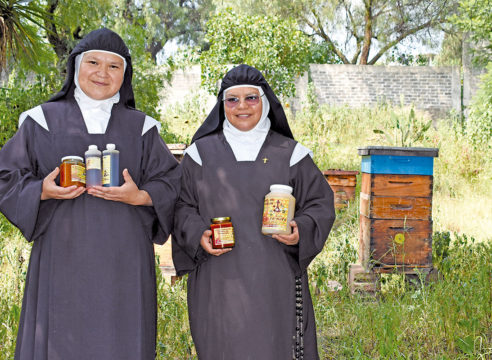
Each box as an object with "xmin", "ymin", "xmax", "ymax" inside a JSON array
[{"xmin": 223, "ymin": 94, "xmax": 264, "ymax": 108}]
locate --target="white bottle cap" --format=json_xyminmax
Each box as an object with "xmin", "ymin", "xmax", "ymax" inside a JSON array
[
  {"xmin": 270, "ymin": 184, "xmax": 293, "ymax": 194},
  {"xmin": 88, "ymin": 145, "xmax": 98, "ymax": 150},
  {"xmin": 106, "ymin": 143, "xmax": 116, "ymax": 150}
]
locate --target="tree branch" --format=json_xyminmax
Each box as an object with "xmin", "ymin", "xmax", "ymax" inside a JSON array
[
  {"xmin": 351, "ymin": 42, "xmax": 362, "ymax": 64},
  {"xmin": 368, "ymin": 18, "xmax": 445, "ymax": 64},
  {"xmin": 304, "ymin": 9, "xmax": 350, "ymax": 64}
]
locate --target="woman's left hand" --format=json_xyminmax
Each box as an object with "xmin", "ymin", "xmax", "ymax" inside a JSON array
[
  {"xmin": 87, "ymin": 168, "xmax": 152, "ymax": 206},
  {"xmin": 272, "ymin": 221, "xmax": 299, "ymax": 246}
]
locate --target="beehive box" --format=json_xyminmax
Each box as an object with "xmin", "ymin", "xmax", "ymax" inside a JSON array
[
  {"xmin": 358, "ymin": 147, "xmax": 438, "ymax": 271},
  {"xmin": 322, "ymin": 170, "xmax": 359, "ymax": 209}
]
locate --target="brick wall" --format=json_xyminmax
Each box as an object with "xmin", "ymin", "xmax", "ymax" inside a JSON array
[
  {"xmin": 160, "ymin": 64, "xmax": 480, "ymax": 118},
  {"xmin": 297, "ymin": 64, "xmax": 461, "ymax": 117}
]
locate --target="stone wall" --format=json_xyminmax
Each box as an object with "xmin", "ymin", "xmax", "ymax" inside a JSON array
[
  {"xmin": 160, "ymin": 64, "xmax": 481, "ymax": 118},
  {"xmin": 299, "ymin": 64, "xmax": 461, "ymax": 117},
  {"xmin": 160, "ymin": 65, "xmax": 216, "ymax": 113}
]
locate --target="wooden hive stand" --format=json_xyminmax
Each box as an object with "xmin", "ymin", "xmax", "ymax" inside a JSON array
[
  {"xmin": 349, "ymin": 146, "xmax": 439, "ymax": 293},
  {"xmin": 154, "ymin": 144, "xmax": 187, "ymax": 284}
]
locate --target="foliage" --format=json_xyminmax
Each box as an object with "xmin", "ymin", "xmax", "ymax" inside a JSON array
[
  {"xmin": 155, "ymin": 275, "xmax": 195, "ymax": 359},
  {"xmin": 450, "ymin": 0, "xmax": 492, "ymax": 66},
  {"xmin": 386, "ymin": 48, "xmax": 434, "ymax": 66},
  {"xmin": 41, "ymin": 0, "xmax": 214, "ymax": 63},
  {"xmin": 465, "ymin": 62, "xmax": 492, "ymax": 149},
  {"xmin": 0, "ymin": 0, "xmax": 193, "ymax": 146},
  {"xmin": 0, "ymin": 215, "xmax": 29, "ymax": 359},
  {"xmin": 373, "ymin": 107, "xmax": 433, "ymax": 147},
  {"xmin": 0, "ymin": 0, "xmax": 54, "ymax": 72},
  {"xmin": 215, "ymin": 0, "xmax": 456, "ymax": 65},
  {"xmin": 161, "ymin": 89, "xmax": 210, "ymax": 144},
  {"xmin": 200, "ymin": 9, "xmax": 311, "ymax": 98},
  {"xmin": 306, "ymin": 40, "xmax": 342, "ymax": 65},
  {"xmin": 432, "ymin": 231, "xmax": 452, "ymax": 270},
  {"xmin": 435, "ymin": 32, "xmax": 463, "ymax": 66},
  {"xmin": 0, "ymin": 70, "xmax": 61, "ymax": 148}
]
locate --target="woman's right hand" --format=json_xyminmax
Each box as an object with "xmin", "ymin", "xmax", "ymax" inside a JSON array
[
  {"xmin": 200, "ymin": 229, "xmax": 232, "ymax": 256},
  {"xmin": 41, "ymin": 167, "xmax": 86, "ymax": 200}
]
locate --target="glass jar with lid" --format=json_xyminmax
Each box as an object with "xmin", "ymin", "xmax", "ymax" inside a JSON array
[
  {"xmin": 210, "ymin": 217, "xmax": 235, "ymax": 249},
  {"xmin": 60, "ymin": 156, "xmax": 86, "ymax": 187}
]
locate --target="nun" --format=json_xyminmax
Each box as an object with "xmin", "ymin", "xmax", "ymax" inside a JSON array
[
  {"xmin": 0, "ymin": 28, "xmax": 180, "ymax": 359},
  {"xmin": 173, "ymin": 64, "xmax": 335, "ymax": 360}
]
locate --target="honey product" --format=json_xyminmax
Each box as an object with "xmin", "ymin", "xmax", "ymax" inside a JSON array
[
  {"xmin": 262, "ymin": 184, "xmax": 296, "ymax": 235},
  {"xmin": 211, "ymin": 217, "xmax": 235, "ymax": 249},
  {"xmin": 85, "ymin": 145, "xmax": 102, "ymax": 188},
  {"xmin": 60, "ymin": 156, "xmax": 86, "ymax": 187},
  {"xmin": 102, "ymin": 143, "xmax": 120, "ymax": 187}
]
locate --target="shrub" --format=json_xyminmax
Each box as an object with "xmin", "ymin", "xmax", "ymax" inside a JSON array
[
  {"xmin": 0, "ymin": 71, "xmax": 60, "ymax": 148},
  {"xmin": 466, "ymin": 62, "xmax": 492, "ymax": 149}
]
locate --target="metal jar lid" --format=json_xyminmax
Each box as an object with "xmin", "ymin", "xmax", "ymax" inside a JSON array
[
  {"xmin": 61, "ymin": 155, "xmax": 84, "ymax": 163},
  {"xmin": 211, "ymin": 217, "xmax": 231, "ymax": 223}
]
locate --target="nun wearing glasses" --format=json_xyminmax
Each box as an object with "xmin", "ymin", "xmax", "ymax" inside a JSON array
[
  {"xmin": 0, "ymin": 28, "xmax": 180, "ymax": 359},
  {"xmin": 173, "ymin": 65, "xmax": 335, "ymax": 360}
]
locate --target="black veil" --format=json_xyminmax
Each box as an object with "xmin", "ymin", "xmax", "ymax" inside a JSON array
[
  {"xmin": 191, "ymin": 65, "xmax": 294, "ymax": 143},
  {"xmin": 48, "ymin": 28, "xmax": 135, "ymax": 108}
]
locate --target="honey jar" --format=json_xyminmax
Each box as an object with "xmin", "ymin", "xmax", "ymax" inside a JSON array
[
  {"xmin": 210, "ymin": 217, "xmax": 235, "ymax": 249},
  {"xmin": 60, "ymin": 156, "xmax": 86, "ymax": 187},
  {"xmin": 262, "ymin": 184, "xmax": 296, "ymax": 235}
]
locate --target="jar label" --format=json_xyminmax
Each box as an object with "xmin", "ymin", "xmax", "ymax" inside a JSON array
[
  {"xmin": 262, "ymin": 197, "xmax": 290, "ymax": 231},
  {"xmin": 71, "ymin": 164, "xmax": 86, "ymax": 184},
  {"xmin": 102, "ymin": 155, "xmax": 111, "ymax": 185},
  {"xmin": 213, "ymin": 226, "xmax": 235, "ymax": 246},
  {"xmin": 86, "ymin": 157, "xmax": 101, "ymax": 170}
]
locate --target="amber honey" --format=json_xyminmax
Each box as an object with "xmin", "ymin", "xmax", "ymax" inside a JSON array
[
  {"xmin": 210, "ymin": 217, "xmax": 235, "ymax": 249},
  {"xmin": 60, "ymin": 156, "xmax": 86, "ymax": 187}
]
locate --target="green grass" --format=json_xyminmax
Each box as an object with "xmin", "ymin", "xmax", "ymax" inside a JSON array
[{"xmin": 0, "ymin": 100, "xmax": 491, "ymax": 359}]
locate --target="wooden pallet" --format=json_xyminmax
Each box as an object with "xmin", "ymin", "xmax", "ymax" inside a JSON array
[
  {"xmin": 348, "ymin": 263, "xmax": 435, "ymax": 294},
  {"xmin": 348, "ymin": 264, "xmax": 379, "ymax": 294}
]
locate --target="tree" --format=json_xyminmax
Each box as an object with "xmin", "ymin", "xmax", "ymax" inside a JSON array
[
  {"xmin": 200, "ymin": 9, "xmax": 312, "ymax": 98},
  {"xmin": 42, "ymin": 0, "xmax": 214, "ymax": 64},
  {"xmin": 434, "ymin": 32, "xmax": 463, "ymax": 66},
  {"xmin": 42, "ymin": 0, "xmax": 112, "ymax": 62},
  {"xmin": 0, "ymin": 0, "xmax": 53, "ymax": 72},
  {"xmin": 1, "ymin": 0, "xmax": 210, "ymax": 144},
  {"xmin": 450, "ymin": 0, "xmax": 491, "ymax": 65},
  {"xmin": 138, "ymin": 0, "xmax": 215, "ymax": 61},
  {"xmin": 215, "ymin": 0, "xmax": 457, "ymax": 65}
]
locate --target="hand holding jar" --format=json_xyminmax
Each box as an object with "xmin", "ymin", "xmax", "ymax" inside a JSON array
[{"xmin": 200, "ymin": 229, "xmax": 233, "ymax": 256}]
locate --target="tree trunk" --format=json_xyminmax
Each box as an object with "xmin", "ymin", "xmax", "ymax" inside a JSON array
[
  {"xmin": 359, "ymin": 0, "xmax": 372, "ymax": 65},
  {"xmin": 45, "ymin": 0, "xmax": 69, "ymax": 60}
]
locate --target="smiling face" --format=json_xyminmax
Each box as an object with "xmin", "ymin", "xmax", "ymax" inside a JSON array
[
  {"xmin": 224, "ymin": 87, "xmax": 263, "ymax": 132},
  {"xmin": 77, "ymin": 51, "xmax": 125, "ymax": 100}
]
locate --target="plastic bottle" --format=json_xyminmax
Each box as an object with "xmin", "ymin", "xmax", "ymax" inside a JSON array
[
  {"xmin": 102, "ymin": 143, "xmax": 120, "ymax": 187},
  {"xmin": 262, "ymin": 184, "xmax": 296, "ymax": 235},
  {"xmin": 85, "ymin": 145, "xmax": 102, "ymax": 188}
]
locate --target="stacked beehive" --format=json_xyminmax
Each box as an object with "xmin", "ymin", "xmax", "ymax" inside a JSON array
[
  {"xmin": 322, "ymin": 170, "xmax": 359, "ymax": 209},
  {"xmin": 357, "ymin": 146, "xmax": 439, "ymax": 273}
]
